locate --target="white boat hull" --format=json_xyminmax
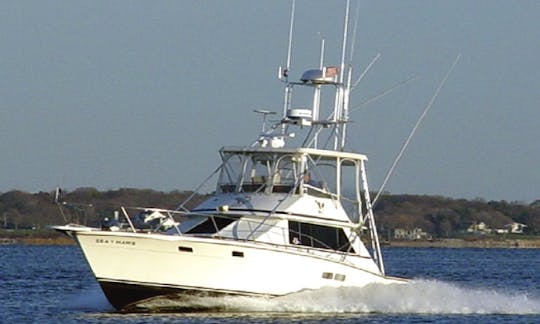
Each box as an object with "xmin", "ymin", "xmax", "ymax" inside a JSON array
[{"xmin": 66, "ymin": 229, "xmax": 405, "ymax": 310}]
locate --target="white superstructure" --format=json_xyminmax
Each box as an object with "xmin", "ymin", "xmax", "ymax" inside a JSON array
[{"xmin": 54, "ymin": 0, "xmax": 408, "ymax": 311}]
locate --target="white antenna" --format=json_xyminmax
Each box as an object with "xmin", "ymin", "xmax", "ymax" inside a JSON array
[
  {"xmin": 311, "ymin": 34, "xmax": 326, "ymax": 148},
  {"xmin": 348, "ymin": 0, "xmax": 361, "ymax": 65},
  {"xmin": 336, "ymin": 0, "xmax": 351, "ymax": 150},
  {"xmin": 284, "ymin": 0, "xmax": 296, "ymax": 78},
  {"xmin": 280, "ymin": 0, "xmax": 296, "ymax": 136},
  {"xmin": 339, "ymin": 0, "xmax": 350, "ymax": 85},
  {"xmin": 341, "ymin": 0, "xmax": 360, "ymax": 150},
  {"xmin": 372, "ymin": 54, "xmax": 462, "ymax": 207},
  {"xmin": 318, "ymin": 33, "xmax": 325, "ymax": 69}
]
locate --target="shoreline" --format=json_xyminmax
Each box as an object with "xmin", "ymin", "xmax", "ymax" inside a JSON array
[
  {"xmin": 0, "ymin": 236, "xmax": 75, "ymax": 246},
  {"xmin": 2, "ymin": 235, "xmax": 540, "ymax": 248},
  {"xmin": 383, "ymin": 238, "xmax": 540, "ymax": 249}
]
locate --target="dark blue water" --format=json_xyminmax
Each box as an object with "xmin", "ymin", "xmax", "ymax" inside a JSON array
[{"xmin": 1, "ymin": 245, "xmax": 539, "ymax": 323}]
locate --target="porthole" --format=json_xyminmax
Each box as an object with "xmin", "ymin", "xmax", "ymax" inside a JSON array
[{"xmin": 232, "ymin": 251, "xmax": 244, "ymax": 257}]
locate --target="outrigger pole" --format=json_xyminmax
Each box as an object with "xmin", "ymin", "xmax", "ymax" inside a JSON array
[{"xmin": 372, "ymin": 54, "xmax": 462, "ymax": 208}]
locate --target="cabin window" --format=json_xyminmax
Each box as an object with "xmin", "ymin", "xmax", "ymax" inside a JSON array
[
  {"xmin": 218, "ymin": 152, "xmax": 300, "ymax": 194},
  {"xmin": 304, "ymin": 160, "xmax": 337, "ymax": 194},
  {"xmin": 241, "ymin": 158, "xmax": 270, "ymax": 192},
  {"xmin": 186, "ymin": 216, "xmax": 236, "ymax": 234},
  {"xmin": 288, "ymin": 221, "xmax": 355, "ymax": 253},
  {"xmin": 322, "ymin": 272, "xmax": 333, "ymax": 279},
  {"xmin": 218, "ymin": 154, "xmax": 244, "ymax": 192}
]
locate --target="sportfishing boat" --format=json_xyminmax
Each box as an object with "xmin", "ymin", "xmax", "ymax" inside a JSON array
[{"xmin": 54, "ymin": 0, "xmax": 407, "ymax": 311}]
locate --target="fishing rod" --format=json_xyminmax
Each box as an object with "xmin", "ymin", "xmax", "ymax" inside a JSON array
[
  {"xmin": 372, "ymin": 53, "xmax": 462, "ymax": 208},
  {"xmin": 351, "ymin": 53, "xmax": 381, "ymax": 91},
  {"xmin": 350, "ymin": 76, "xmax": 417, "ymax": 113}
]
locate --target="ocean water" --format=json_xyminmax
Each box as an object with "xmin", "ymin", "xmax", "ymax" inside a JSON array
[{"xmin": 1, "ymin": 245, "xmax": 539, "ymax": 323}]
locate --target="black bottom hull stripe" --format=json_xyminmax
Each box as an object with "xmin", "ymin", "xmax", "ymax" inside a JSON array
[{"xmin": 97, "ymin": 279, "xmax": 275, "ymax": 312}]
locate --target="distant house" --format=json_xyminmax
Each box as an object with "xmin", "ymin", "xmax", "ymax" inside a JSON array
[
  {"xmin": 467, "ymin": 222, "xmax": 491, "ymax": 234},
  {"xmin": 530, "ymin": 200, "xmax": 540, "ymax": 208},
  {"xmin": 394, "ymin": 227, "xmax": 432, "ymax": 240},
  {"xmin": 469, "ymin": 221, "xmax": 527, "ymax": 235},
  {"xmin": 505, "ymin": 222, "xmax": 527, "ymax": 234},
  {"xmin": 394, "ymin": 228, "xmax": 407, "ymax": 239}
]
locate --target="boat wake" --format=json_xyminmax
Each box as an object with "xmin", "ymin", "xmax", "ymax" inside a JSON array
[{"xmin": 125, "ymin": 280, "xmax": 540, "ymax": 315}]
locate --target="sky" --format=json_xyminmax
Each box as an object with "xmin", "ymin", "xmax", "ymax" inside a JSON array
[{"xmin": 1, "ymin": 0, "xmax": 539, "ymax": 202}]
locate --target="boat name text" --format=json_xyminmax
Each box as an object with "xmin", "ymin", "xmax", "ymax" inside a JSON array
[{"xmin": 95, "ymin": 238, "xmax": 136, "ymax": 246}]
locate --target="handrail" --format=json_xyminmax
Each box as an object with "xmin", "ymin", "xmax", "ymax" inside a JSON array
[{"xmin": 120, "ymin": 206, "xmax": 137, "ymax": 233}]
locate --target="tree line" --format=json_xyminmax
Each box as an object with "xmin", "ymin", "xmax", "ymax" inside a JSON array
[
  {"xmin": 0, "ymin": 188, "xmax": 204, "ymax": 230},
  {"xmin": 375, "ymin": 194, "xmax": 540, "ymax": 237},
  {"xmin": 1, "ymin": 188, "xmax": 539, "ymax": 237}
]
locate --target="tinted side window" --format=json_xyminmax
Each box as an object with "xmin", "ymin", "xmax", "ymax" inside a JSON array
[
  {"xmin": 187, "ymin": 217, "xmax": 236, "ymax": 234},
  {"xmin": 288, "ymin": 221, "xmax": 355, "ymax": 253}
]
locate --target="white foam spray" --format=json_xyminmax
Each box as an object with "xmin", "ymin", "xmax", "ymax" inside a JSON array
[
  {"xmin": 269, "ymin": 280, "xmax": 540, "ymax": 314},
  {"xmin": 62, "ymin": 280, "xmax": 540, "ymax": 315},
  {"xmin": 135, "ymin": 280, "xmax": 540, "ymax": 315}
]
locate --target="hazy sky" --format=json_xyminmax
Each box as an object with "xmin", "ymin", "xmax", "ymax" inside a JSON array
[{"xmin": 1, "ymin": 1, "xmax": 539, "ymax": 202}]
